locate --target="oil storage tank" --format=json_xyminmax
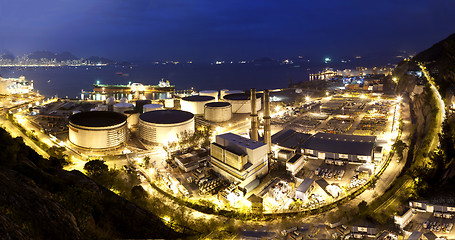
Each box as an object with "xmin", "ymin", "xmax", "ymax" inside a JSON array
[
  {"xmin": 164, "ymin": 98, "xmax": 175, "ymax": 108},
  {"xmin": 68, "ymin": 111, "xmax": 127, "ymax": 149},
  {"xmin": 204, "ymin": 102, "xmax": 232, "ymax": 122},
  {"xmin": 135, "ymin": 99, "xmax": 151, "ymax": 113},
  {"xmin": 139, "ymin": 110, "xmax": 194, "ymax": 144},
  {"xmin": 199, "ymin": 90, "xmax": 219, "ymax": 101},
  {"xmin": 113, "ymin": 102, "xmax": 134, "ymax": 114},
  {"xmin": 223, "ymin": 92, "xmax": 262, "ymax": 114},
  {"xmin": 221, "ymin": 90, "xmax": 243, "ymax": 99},
  {"xmin": 124, "ymin": 110, "xmax": 140, "ymax": 129},
  {"xmin": 143, "ymin": 103, "xmax": 163, "ymax": 112},
  {"xmin": 180, "ymin": 95, "xmax": 215, "ymax": 115}
]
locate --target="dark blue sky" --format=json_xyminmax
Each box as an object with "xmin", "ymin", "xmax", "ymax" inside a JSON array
[{"xmin": 1, "ymin": 0, "xmax": 455, "ymax": 62}]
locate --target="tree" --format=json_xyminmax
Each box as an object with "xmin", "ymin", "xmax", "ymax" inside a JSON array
[
  {"xmin": 393, "ymin": 140, "xmax": 408, "ymax": 160},
  {"xmin": 358, "ymin": 200, "xmax": 368, "ymax": 213},
  {"xmin": 143, "ymin": 156, "xmax": 151, "ymax": 168},
  {"xmin": 84, "ymin": 159, "xmax": 109, "ymax": 176}
]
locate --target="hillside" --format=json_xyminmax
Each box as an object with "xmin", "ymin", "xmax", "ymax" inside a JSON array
[
  {"xmin": 0, "ymin": 128, "xmax": 181, "ymax": 239},
  {"xmin": 413, "ymin": 33, "xmax": 455, "ymax": 98}
]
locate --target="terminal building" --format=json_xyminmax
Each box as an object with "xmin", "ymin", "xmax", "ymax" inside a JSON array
[
  {"xmin": 0, "ymin": 76, "xmax": 33, "ymax": 95},
  {"xmin": 210, "ymin": 133, "xmax": 268, "ymax": 191}
]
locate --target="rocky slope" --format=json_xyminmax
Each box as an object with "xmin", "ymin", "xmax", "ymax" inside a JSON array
[{"xmin": 0, "ymin": 128, "xmax": 182, "ymax": 239}]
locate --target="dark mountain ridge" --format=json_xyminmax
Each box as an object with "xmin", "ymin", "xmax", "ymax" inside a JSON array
[{"xmin": 0, "ymin": 128, "xmax": 181, "ymax": 239}]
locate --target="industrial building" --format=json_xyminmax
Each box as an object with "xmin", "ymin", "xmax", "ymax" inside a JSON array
[
  {"xmin": 295, "ymin": 178, "xmax": 315, "ymax": 201},
  {"xmin": 223, "ymin": 92, "xmax": 262, "ymax": 114},
  {"xmin": 286, "ymin": 153, "xmax": 305, "ymax": 175},
  {"xmin": 68, "ymin": 111, "xmax": 128, "ymax": 149},
  {"xmin": 209, "ymin": 132, "xmax": 268, "ymax": 191},
  {"xmin": 139, "ymin": 109, "xmax": 194, "ymax": 144},
  {"xmin": 204, "ymin": 102, "xmax": 232, "ymax": 122},
  {"xmin": 302, "ymin": 132, "xmax": 376, "ymax": 163},
  {"xmin": 180, "ymin": 95, "xmax": 216, "ymax": 115},
  {"xmin": 0, "ymin": 76, "xmax": 33, "ymax": 95},
  {"xmin": 271, "ymin": 130, "xmax": 377, "ymax": 164}
]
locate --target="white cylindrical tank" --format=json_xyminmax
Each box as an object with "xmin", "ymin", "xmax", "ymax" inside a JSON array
[
  {"xmin": 204, "ymin": 102, "xmax": 232, "ymax": 122},
  {"xmin": 119, "ymin": 97, "xmax": 128, "ymax": 103},
  {"xmin": 124, "ymin": 110, "xmax": 140, "ymax": 129},
  {"xmin": 68, "ymin": 111, "xmax": 127, "ymax": 149},
  {"xmin": 113, "ymin": 102, "xmax": 134, "ymax": 114},
  {"xmin": 180, "ymin": 95, "xmax": 215, "ymax": 115},
  {"xmin": 222, "ymin": 90, "xmax": 243, "ymax": 99},
  {"xmin": 95, "ymin": 105, "xmax": 108, "ymax": 111},
  {"xmin": 223, "ymin": 92, "xmax": 262, "ymax": 114},
  {"xmin": 106, "ymin": 97, "xmax": 115, "ymax": 105},
  {"xmin": 220, "ymin": 89, "xmax": 229, "ymax": 99},
  {"xmin": 199, "ymin": 90, "xmax": 219, "ymax": 101},
  {"xmin": 164, "ymin": 98, "xmax": 174, "ymax": 108},
  {"xmin": 143, "ymin": 103, "xmax": 163, "ymax": 112},
  {"xmin": 139, "ymin": 110, "xmax": 194, "ymax": 144}
]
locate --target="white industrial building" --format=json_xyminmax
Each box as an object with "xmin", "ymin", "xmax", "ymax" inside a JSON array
[
  {"xmin": 204, "ymin": 102, "xmax": 232, "ymax": 122},
  {"xmin": 0, "ymin": 76, "xmax": 33, "ymax": 95},
  {"xmin": 68, "ymin": 111, "xmax": 128, "ymax": 149},
  {"xmin": 295, "ymin": 178, "xmax": 315, "ymax": 201},
  {"xmin": 286, "ymin": 153, "xmax": 305, "ymax": 175},
  {"xmin": 139, "ymin": 110, "xmax": 194, "ymax": 144},
  {"xmin": 223, "ymin": 92, "xmax": 261, "ymax": 114},
  {"xmin": 180, "ymin": 95, "xmax": 215, "ymax": 115},
  {"xmin": 210, "ymin": 133, "xmax": 268, "ymax": 190}
]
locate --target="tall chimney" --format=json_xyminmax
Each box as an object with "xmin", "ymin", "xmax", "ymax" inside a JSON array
[
  {"xmin": 250, "ymin": 88, "xmax": 258, "ymax": 141},
  {"xmin": 263, "ymin": 89, "xmax": 271, "ymax": 154}
]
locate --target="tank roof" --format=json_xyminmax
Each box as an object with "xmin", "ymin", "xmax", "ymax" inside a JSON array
[
  {"xmin": 205, "ymin": 102, "xmax": 231, "ymax": 107},
  {"xmin": 114, "ymin": 102, "xmax": 134, "ymax": 107},
  {"xmin": 140, "ymin": 110, "xmax": 194, "ymax": 124},
  {"xmin": 223, "ymin": 92, "xmax": 262, "ymax": 100},
  {"xmin": 182, "ymin": 95, "xmax": 215, "ymax": 102},
  {"xmin": 69, "ymin": 111, "xmax": 127, "ymax": 127},
  {"xmin": 143, "ymin": 103, "xmax": 163, "ymax": 108},
  {"xmin": 199, "ymin": 90, "xmax": 218, "ymax": 93}
]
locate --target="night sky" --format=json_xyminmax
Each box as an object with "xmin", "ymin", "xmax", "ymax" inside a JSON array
[{"xmin": 1, "ymin": 0, "xmax": 455, "ymax": 62}]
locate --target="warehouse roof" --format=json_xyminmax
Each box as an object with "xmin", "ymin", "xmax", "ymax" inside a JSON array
[
  {"xmin": 182, "ymin": 95, "xmax": 214, "ymax": 102},
  {"xmin": 205, "ymin": 102, "xmax": 231, "ymax": 107},
  {"xmin": 271, "ymin": 129, "xmax": 312, "ymax": 150},
  {"xmin": 302, "ymin": 132, "xmax": 376, "ymax": 156},
  {"xmin": 69, "ymin": 111, "xmax": 127, "ymax": 127},
  {"xmin": 296, "ymin": 178, "xmax": 314, "ymax": 193},
  {"xmin": 140, "ymin": 110, "xmax": 194, "ymax": 124},
  {"xmin": 217, "ymin": 132, "xmax": 266, "ymax": 150}
]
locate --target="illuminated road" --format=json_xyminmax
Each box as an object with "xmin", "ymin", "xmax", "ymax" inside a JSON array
[{"xmin": 0, "ymin": 116, "xmax": 50, "ymax": 158}]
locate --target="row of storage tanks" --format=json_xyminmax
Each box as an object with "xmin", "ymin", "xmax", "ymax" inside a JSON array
[
  {"xmin": 181, "ymin": 89, "xmax": 262, "ymax": 122},
  {"xmin": 68, "ymin": 89, "xmax": 261, "ymax": 150}
]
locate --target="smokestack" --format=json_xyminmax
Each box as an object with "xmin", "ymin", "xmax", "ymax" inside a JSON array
[
  {"xmin": 250, "ymin": 88, "xmax": 258, "ymax": 141},
  {"xmin": 263, "ymin": 89, "xmax": 271, "ymax": 154}
]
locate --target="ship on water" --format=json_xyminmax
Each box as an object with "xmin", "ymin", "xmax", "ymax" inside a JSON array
[
  {"xmin": 83, "ymin": 79, "xmax": 175, "ymax": 101},
  {"xmin": 93, "ymin": 79, "xmax": 174, "ymax": 94}
]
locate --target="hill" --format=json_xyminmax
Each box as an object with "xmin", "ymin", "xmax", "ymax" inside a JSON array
[{"xmin": 0, "ymin": 128, "xmax": 181, "ymax": 239}]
